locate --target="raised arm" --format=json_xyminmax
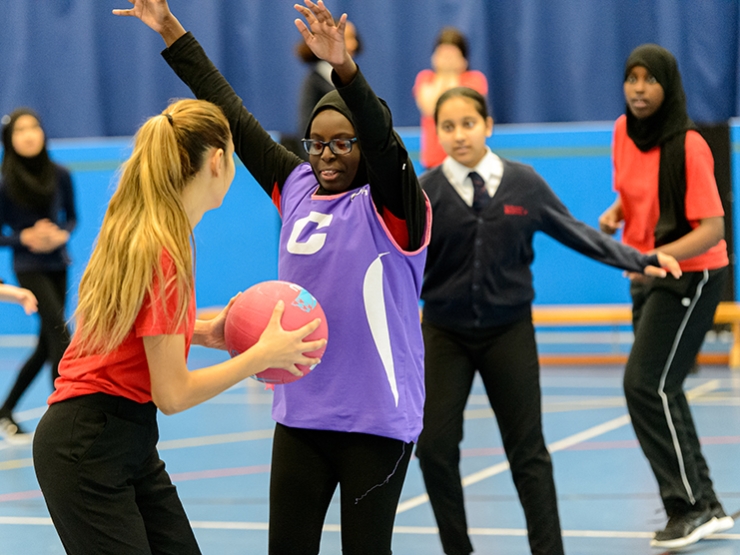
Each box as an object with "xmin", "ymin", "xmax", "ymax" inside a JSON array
[
  {"xmin": 294, "ymin": 1, "xmax": 428, "ymax": 250},
  {"xmin": 113, "ymin": 0, "xmax": 302, "ymax": 196}
]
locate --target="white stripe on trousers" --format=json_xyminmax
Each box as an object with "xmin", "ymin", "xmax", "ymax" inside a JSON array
[{"xmin": 656, "ymin": 268, "xmax": 710, "ymax": 505}]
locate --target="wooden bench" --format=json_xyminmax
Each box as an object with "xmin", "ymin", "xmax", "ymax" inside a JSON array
[{"xmin": 532, "ymin": 302, "xmax": 740, "ymax": 369}]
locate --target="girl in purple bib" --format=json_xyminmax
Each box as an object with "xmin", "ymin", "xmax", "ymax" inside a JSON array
[{"xmin": 118, "ymin": 1, "xmax": 431, "ymax": 553}]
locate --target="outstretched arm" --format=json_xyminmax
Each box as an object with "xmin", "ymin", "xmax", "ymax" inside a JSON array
[
  {"xmin": 0, "ymin": 284, "xmax": 38, "ymax": 315},
  {"xmin": 539, "ymin": 181, "xmax": 681, "ymax": 278}
]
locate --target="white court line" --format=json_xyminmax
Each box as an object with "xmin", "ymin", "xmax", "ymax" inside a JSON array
[
  {"xmin": 0, "ymin": 381, "xmax": 723, "ymax": 472},
  {"xmin": 11, "ymin": 407, "xmax": 46, "ymax": 421},
  {"xmin": 157, "ymin": 429, "xmax": 273, "ymax": 451},
  {"xmin": 0, "ymin": 378, "xmax": 731, "ymax": 547},
  {"xmin": 0, "ymin": 335, "xmax": 37, "ymax": 348},
  {"xmin": 191, "ymin": 520, "xmax": 268, "ymax": 531},
  {"xmin": 2, "ymin": 516, "xmax": 739, "ymax": 543},
  {"xmin": 396, "ymin": 380, "xmax": 721, "ymax": 514},
  {"xmin": 465, "ymin": 396, "xmax": 627, "ymax": 418},
  {"xmin": 0, "ymin": 458, "xmax": 32, "ymax": 471},
  {"xmin": 0, "ymin": 407, "xmax": 47, "ymax": 452},
  {"xmin": 207, "ymin": 393, "xmax": 272, "ymax": 404},
  {"xmin": 2, "ymin": 428, "xmax": 276, "ymax": 467},
  {"xmin": 0, "ymin": 517, "xmax": 52, "ymax": 526},
  {"xmin": 0, "ymin": 429, "xmax": 276, "ymax": 471},
  {"xmin": 0, "ymin": 430, "xmax": 276, "ymax": 470}
]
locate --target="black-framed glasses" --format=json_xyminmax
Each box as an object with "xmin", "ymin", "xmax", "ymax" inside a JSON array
[{"xmin": 301, "ymin": 137, "xmax": 358, "ymax": 156}]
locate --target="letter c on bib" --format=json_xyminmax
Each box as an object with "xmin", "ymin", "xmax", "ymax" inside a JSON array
[{"xmin": 287, "ymin": 211, "xmax": 334, "ymax": 255}]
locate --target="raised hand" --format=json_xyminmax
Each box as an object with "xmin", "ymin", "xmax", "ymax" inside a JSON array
[
  {"xmin": 113, "ymin": 0, "xmax": 168, "ymax": 31},
  {"xmin": 294, "ymin": 0, "xmax": 349, "ymax": 68},
  {"xmin": 113, "ymin": 0, "xmax": 186, "ymax": 46}
]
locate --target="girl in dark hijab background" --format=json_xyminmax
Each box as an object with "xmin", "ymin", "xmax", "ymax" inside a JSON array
[
  {"xmin": 0, "ymin": 108, "xmax": 76, "ymax": 442},
  {"xmin": 599, "ymin": 44, "xmax": 733, "ymax": 550}
]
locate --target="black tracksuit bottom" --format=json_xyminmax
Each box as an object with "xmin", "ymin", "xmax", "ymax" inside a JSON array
[
  {"xmin": 625, "ymin": 267, "xmax": 727, "ymax": 517},
  {"xmin": 416, "ymin": 317, "xmax": 564, "ymax": 555}
]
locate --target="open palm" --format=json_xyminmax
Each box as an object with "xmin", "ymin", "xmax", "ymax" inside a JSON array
[
  {"xmin": 113, "ymin": 0, "xmax": 172, "ymax": 33},
  {"xmin": 294, "ymin": 0, "xmax": 347, "ymax": 66}
]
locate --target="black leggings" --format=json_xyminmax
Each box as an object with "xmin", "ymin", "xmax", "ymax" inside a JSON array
[
  {"xmin": 1, "ymin": 269, "xmax": 70, "ymax": 414},
  {"xmin": 269, "ymin": 423, "xmax": 413, "ymax": 555}
]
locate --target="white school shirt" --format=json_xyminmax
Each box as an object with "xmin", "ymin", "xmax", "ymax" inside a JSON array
[{"xmin": 441, "ymin": 148, "xmax": 504, "ymax": 206}]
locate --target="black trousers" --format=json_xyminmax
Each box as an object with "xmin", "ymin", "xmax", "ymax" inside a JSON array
[
  {"xmin": 269, "ymin": 423, "xmax": 413, "ymax": 555},
  {"xmin": 1, "ymin": 269, "xmax": 70, "ymax": 413},
  {"xmin": 33, "ymin": 393, "xmax": 201, "ymax": 555},
  {"xmin": 416, "ymin": 318, "xmax": 563, "ymax": 555},
  {"xmin": 625, "ymin": 268, "xmax": 727, "ymax": 517}
]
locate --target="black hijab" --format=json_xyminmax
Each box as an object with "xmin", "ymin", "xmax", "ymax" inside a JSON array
[
  {"xmin": 1, "ymin": 108, "xmax": 56, "ymax": 210},
  {"xmin": 624, "ymin": 44, "xmax": 695, "ymax": 246},
  {"xmin": 304, "ymin": 90, "xmax": 369, "ymax": 193},
  {"xmin": 305, "ymin": 89, "xmax": 421, "ymax": 246}
]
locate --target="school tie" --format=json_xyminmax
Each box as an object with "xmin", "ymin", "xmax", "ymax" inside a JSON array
[{"xmin": 469, "ymin": 171, "xmax": 490, "ymax": 212}]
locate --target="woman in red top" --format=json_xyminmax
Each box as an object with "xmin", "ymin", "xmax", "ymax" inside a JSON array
[
  {"xmin": 599, "ymin": 44, "xmax": 733, "ymax": 550},
  {"xmin": 413, "ymin": 27, "xmax": 488, "ymax": 170},
  {"xmin": 32, "ymin": 99, "xmax": 325, "ymax": 555}
]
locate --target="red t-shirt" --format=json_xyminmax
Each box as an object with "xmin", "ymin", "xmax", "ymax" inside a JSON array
[
  {"xmin": 413, "ymin": 69, "xmax": 489, "ymax": 169},
  {"xmin": 612, "ymin": 115, "xmax": 728, "ymax": 272},
  {"xmin": 50, "ymin": 252, "xmax": 196, "ymax": 405}
]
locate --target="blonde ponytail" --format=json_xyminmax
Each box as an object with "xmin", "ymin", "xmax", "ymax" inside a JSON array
[{"xmin": 73, "ymin": 99, "xmax": 230, "ymax": 355}]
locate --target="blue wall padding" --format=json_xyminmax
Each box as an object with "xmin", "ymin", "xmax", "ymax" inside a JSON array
[{"xmin": 0, "ymin": 121, "xmax": 737, "ymax": 334}]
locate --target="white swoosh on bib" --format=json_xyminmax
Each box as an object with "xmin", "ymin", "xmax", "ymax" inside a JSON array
[{"xmin": 362, "ymin": 253, "xmax": 398, "ymax": 407}]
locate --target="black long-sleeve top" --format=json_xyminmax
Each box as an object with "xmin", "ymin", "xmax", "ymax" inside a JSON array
[
  {"xmin": 0, "ymin": 164, "xmax": 77, "ymax": 273},
  {"xmin": 420, "ymin": 160, "xmax": 660, "ymax": 329},
  {"xmin": 162, "ymin": 33, "xmax": 427, "ymax": 251}
]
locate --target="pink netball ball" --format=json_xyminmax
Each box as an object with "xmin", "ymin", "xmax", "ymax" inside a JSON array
[{"xmin": 224, "ymin": 280, "xmax": 328, "ymax": 384}]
